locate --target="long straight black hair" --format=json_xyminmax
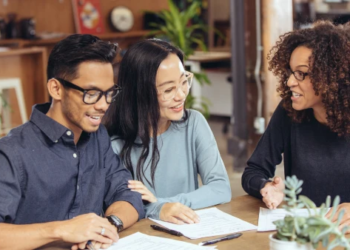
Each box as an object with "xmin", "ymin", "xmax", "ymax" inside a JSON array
[{"xmin": 104, "ymin": 39, "xmax": 187, "ymax": 188}]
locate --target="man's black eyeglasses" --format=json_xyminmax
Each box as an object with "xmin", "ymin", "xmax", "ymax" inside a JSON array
[
  {"xmin": 56, "ymin": 78, "xmax": 121, "ymax": 104},
  {"xmin": 287, "ymin": 69, "xmax": 309, "ymax": 81}
]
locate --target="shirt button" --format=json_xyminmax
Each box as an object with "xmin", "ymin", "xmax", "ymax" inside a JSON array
[
  {"xmin": 77, "ymin": 185, "xmax": 79, "ymax": 190},
  {"xmin": 73, "ymin": 153, "xmax": 77, "ymax": 158},
  {"xmin": 66, "ymin": 131, "xmax": 72, "ymax": 136},
  {"xmin": 54, "ymin": 140, "xmax": 58, "ymax": 143}
]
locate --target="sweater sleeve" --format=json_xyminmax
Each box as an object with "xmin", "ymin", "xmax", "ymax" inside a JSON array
[
  {"xmin": 241, "ymin": 101, "xmax": 290, "ymax": 199},
  {"xmin": 144, "ymin": 111, "xmax": 232, "ymax": 219}
]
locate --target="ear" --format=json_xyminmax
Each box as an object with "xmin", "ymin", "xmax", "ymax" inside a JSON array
[{"xmin": 47, "ymin": 78, "xmax": 64, "ymax": 101}]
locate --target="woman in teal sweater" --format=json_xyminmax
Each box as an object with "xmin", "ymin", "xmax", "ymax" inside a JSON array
[{"xmin": 104, "ymin": 39, "xmax": 231, "ymax": 224}]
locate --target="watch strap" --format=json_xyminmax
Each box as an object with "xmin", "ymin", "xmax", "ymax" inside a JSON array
[{"xmin": 107, "ymin": 215, "xmax": 124, "ymax": 233}]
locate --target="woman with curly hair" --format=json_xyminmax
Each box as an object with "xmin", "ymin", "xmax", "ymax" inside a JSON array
[{"xmin": 242, "ymin": 20, "xmax": 350, "ymax": 222}]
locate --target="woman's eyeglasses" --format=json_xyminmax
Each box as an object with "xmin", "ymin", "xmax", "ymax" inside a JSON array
[
  {"xmin": 287, "ymin": 69, "xmax": 309, "ymax": 81},
  {"xmin": 56, "ymin": 78, "xmax": 122, "ymax": 104},
  {"xmin": 158, "ymin": 71, "xmax": 194, "ymax": 101}
]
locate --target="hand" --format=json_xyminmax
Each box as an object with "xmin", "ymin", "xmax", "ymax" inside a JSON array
[
  {"xmin": 128, "ymin": 180, "xmax": 157, "ymax": 203},
  {"xmin": 326, "ymin": 203, "xmax": 350, "ymax": 234},
  {"xmin": 71, "ymin": 240, "xmax": 114, "ymax": 250},
  {"xmin": 260, "ymin": 176, "xmax": 285, "ymax": 209},
  {"xmin": 159, "ymin": 202, "xmax": 200, "ymax": 224},
  {"xmin": 57, "ymin": 213, "xmax": 118, "ymax": 245}
]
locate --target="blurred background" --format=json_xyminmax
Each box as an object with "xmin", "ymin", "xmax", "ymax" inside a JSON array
[{"xmin": 0, "ymin": 0, "xmax": 349, "ymax": 198}]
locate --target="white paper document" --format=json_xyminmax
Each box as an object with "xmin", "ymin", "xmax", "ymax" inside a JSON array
[
  {"xmin": 258, "ymin": 207, "xmax": 330, "ymax": 231},
  {"xmin": 150, "ymin": 207, "xmax": 257, "ymax": 239},
  {"xmin": 105, "ymin": 232, "xmax": 216, "ymax": 250}
]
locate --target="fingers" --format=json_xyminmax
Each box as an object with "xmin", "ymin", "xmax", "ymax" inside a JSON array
[
  {"xmin": 141, "ymin": 194, "xmax": 156, "ymax": 203},
  {"xmin": 77, "ymin": 241, "xmax": 87, "ymax": 250},
  {"xmin": 263, "ymin": 196, "xmax": 280, "ymax": 210},
  {"xmin": 263, "ymin": 197, "xmax": 273, "ymax": 209},
  {"xmin": 128, "ymin": 181, "xmax": 157, "ymax": 203},
  {"xmin": 325, "ymin": 204, "xmax": 350, "ymax": 224},
  {"xmin": 175, "ymin": 212, "xmax": 196, "ymax": 224},
  {"xmin": 182, "ymin": 206, "xmax": 200, "ymax": 223},
  {"xmin": 101, "ymin": 242, "xmax": 115, "ymax": 249},
  {"xmin": 339, "ymin": 219, "xmax": 350, "ymax": 234},
  {"xmin": 325, "ymin": 207, "xmax": 334, "ymax": 219},
  {"xmin": 74, "ymin": 240, "xmax": 112, "ymax": 250},
  {"xmin": 166, "ymin": 216, "xmax": 185, "ymax": 224},
  {"xmin": 160, "ymin": 203, "xmax": 200, "ymax": 225},
  {"xmin": 273, "ymin": 176, "xmax": 281, "ymax": 184},
  {"xmin": 93, "ymin": 241, "xmax": 103, "ymax": 250},
  {"xmin": 92, "ymin": 224, "xmax": 118, "ymax": 243},
  {"xmin": 128, "ymin": 180, "xmax": 144, "ymax": 189}
]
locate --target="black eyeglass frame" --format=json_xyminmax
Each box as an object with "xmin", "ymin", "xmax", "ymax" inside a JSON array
[
  {"xmin": 55, "ymin": 77, "xmax": 121, "ymax": 104},
  {"xmin": 287, "ymin": 69, "xmax": 309, "ymax": 81}
]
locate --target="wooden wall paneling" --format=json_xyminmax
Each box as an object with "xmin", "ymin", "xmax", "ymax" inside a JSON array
[
  {"xmin": 0, "ymin": 0, "xmax": 168, "ymax": 34},
  {"xmin": 99, "ymin": 0, "xmax": 169, "ymax": 32},
  {"xmin": 262, "ymin": 0, "xmax": 293, "ymax": 122},
  {"xmin": 0, "ymin": 48, "xmax": 48, "ymax": 122}
]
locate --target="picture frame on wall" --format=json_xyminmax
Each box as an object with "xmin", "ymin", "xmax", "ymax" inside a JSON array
[{"xmin": 71, "ymin": 0, "xmax": 105, "ymax": 34}]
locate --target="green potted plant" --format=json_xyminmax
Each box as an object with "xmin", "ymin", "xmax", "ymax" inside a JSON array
[
  {"xmin": 0, "ymin": 93, "xmax": 9, "ymax": 137},
  {"xmin": 270, "ymin": 175, "xmax": 350, "ymax": 250},
  {"xmin": 145, "ymin": 0, "xmax": 212, "ymax": 117}
]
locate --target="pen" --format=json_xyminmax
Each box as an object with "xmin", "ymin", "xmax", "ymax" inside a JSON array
[
  {"xmin": 199, "ymin": 233, "xmax": 242, "ymax": 246},
  {"xmin": 150, "ymin": 224, "xmax": 183, "ymax": 236},
  {"xmin": 86, "ymin": 240, "xmax": 97, "ymax": 250}
]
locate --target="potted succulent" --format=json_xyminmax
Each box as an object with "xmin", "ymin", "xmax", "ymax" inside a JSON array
[
  {"xmin": 145, "ymin": 0, "xmax": 212, "ymax": 117},
  {"xmin": 270, "ymin": 175, "xmax": 350, "ymax": 250}
]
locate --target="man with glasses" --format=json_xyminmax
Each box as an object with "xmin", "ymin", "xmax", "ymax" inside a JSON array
[{"xmin": 0, "ymin": 34, "xmax": 144, "ymax": 250}]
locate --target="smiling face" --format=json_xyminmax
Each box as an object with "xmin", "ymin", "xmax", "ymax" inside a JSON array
[
  {"xmin": 60, "ymin": 61, "xmax": 114, "ymax": 134},
  {"xmin": 287, "ymin": 46, "xmax": 323, "ymax": 111},
  {"xmin": 156, "ymin": 53, "xmax": 188, "ymax": 125}
]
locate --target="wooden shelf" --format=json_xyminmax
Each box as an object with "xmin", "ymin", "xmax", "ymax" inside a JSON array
[
  {"xmin": 0, "ymin": 47, "xmax": 46, "ymax": 57},
  {"xmin": 0, "ymin": 30, "xmax": 151, "ymax": 48},
  {"xmin": 0, "ymin": 47, "xmax": 47, "ymax": 122}
]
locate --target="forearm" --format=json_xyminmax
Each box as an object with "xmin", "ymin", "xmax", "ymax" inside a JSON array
[
  {"xmin": 168, "ymin": 182, "xmax": 231, "ymax": 209},
  {"xmin": 145, "ymin": 182, "xmax": 231, "ymax": 219},
  {"xmin": 242, "ymin": 163, "xmax": 272, "ymax": 199},
  {"xmin": 105, "ymin": 201, "xmax": 139, "ymax": 229},
  {"xmin": 0, "ymin": 221, "xmax": 62, "ymax": 250}
]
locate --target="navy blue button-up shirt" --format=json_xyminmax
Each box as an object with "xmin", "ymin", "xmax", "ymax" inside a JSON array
[{"xmin": 0, "ymin": 103, "xmax": 144, "ymax": 224}]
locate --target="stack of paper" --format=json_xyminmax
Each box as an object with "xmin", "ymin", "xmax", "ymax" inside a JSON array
[
  {"xmin": 150, "ymin": 207, "xmax": 257, "ymax": 239},
  {"xmin": 106, "ymin": 232, "xmax": 217, "ymax": 249},
  {"xmin": 258, "ymin": 207, "xmax": 330, "ymax": 231}
]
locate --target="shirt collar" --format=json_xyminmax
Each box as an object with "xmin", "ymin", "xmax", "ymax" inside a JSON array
[{"xmin": 30, "ymin": 103, "xmax": 72, "ymax": 143}]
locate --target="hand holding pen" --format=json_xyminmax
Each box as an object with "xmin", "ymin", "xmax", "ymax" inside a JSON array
[{"xmin": 64, "ymin": 214, "xmax": 117, "ymax": 250}]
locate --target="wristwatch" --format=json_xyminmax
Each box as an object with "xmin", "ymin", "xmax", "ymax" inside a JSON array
[{"xmin": 106, "ymin": 215, "xmax": 124, "ymax": 232}]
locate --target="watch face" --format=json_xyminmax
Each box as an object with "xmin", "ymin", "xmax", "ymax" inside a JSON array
[
  {"xmin": 108, "ymin": 215, "xmax": 124, "ymax": 232},
  {"xmin": 110, "ymin": 7, "xmax": 134, "ymax": 32}
]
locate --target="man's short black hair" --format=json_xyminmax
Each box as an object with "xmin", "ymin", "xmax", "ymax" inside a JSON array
[{"xmin": 47, "ymin": 34, "xmax": 117, "ymax": 81}]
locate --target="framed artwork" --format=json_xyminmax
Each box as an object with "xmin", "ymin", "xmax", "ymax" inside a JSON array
[{"xmin": 72, "ymin": 0, "xmax": 105, "ymax": 34}]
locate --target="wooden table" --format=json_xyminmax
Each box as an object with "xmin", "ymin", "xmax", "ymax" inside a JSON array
[
  {"xmin": 41, "ymin": 195, "xmax": 268, "ymax": 249},
  {"xmin": 41, "ymin": 195, "xmax": 340, "ymax": 249},
  {"xmin": 119, "ymin": 195, "xmax": 269, "ymax": 250}
]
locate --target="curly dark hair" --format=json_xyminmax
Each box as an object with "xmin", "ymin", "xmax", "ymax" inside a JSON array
[{"xmin": 268, "ymin": 20, "xmax": 350, "ymax": 136}]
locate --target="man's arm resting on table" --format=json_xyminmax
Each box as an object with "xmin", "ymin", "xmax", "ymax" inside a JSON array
[
  {"xmin": 105, "ymin": 201, "xmax": 140, "ymax": 229},
  {"xmin": 0, "ymin": 213, "xmax": 118, "ymax": 250},
  {"xmin": 0, "ymin": 221, "xmax": 62, "ymax": 250}
]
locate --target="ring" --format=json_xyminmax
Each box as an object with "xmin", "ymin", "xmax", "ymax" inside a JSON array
[{"xmin": 100, "ymin": 227, "xmax": 105, "ymax": 236}]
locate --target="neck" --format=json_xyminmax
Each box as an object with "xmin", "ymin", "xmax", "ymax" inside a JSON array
[
  {"xmin": 46, "ymin": 103, "xmax": 82, "ymax": 144},
  {"xmin": 313, "ymin": 105, "xmax": 327, "ymax": 125}
]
